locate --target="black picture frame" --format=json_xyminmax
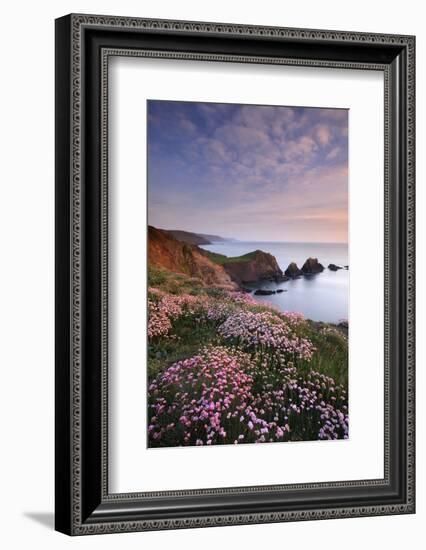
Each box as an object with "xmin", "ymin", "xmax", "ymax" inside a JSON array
[{"xmin": 55, "ymin": 13, "xmax": 415, "ymax": 535}]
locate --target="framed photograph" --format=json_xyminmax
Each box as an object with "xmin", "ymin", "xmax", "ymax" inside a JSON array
[{"xmin": 55, "ymin": 14, "xmax": 415, "ymax": 535}]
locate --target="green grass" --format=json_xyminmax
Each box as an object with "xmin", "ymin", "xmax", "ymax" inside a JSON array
[
  {"xmin": 148, "ymin": 265, "xmax": 206, "ymax": 295},
  {"xmin": 147, "ymin": 265, "xmax": 168, "ymax": 287},
  {"xmin": 148, "ymin": 317, "xmax": 219, "ymax": 381},
  {"xmin": 205, "ymin": 250, "xmax": 259, "ymax": 265},
  {"xmin": 297, "ymin": 322, "xmax": 348, "ymax": 389}
]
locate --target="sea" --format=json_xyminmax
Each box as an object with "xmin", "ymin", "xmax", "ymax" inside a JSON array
[{"xmin": 200, "ymin": 241, "xmax": 348, "ymax": 324}]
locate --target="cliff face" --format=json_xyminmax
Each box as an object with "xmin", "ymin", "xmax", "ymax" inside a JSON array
[
  {"xmin": 148, "ymin": 226, "xmax": 237, "ymax": 290},
  {"xmin": 149, "ymin": 227, "xmax": 284, "ymax": 289},
  {"xmin": 221, "ymin": 250, "xmax": 283, "ymax": 284}
]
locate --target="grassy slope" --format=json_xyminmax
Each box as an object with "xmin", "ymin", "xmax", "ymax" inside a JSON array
[
  {"xmin": 296, "ymin": 323, "xmax": 348, "ymax": 389},
  {"xmin": 148, "ymin": 265, "xmax": 225, "ymax": 379},
  {"xmin": 148, "ymin": 317, "xmax": 219, "ymax": 380},
  {"xmin": 205, "ymin": 250, "xmax": 258, "ymax": 265},
  {"xmin": 148, "ymin": 264, "xmax": 206, "ymax": 295}
]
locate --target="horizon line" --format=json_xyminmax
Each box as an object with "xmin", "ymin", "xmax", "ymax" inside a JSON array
[{"xmin": 153, "ymin": 226, "xmax": 348, "ymax": 246}]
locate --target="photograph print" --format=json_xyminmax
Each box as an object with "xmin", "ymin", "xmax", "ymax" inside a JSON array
[{"xmin": 147, "ymin": 100, "xmax": 349, "ymax": 448}]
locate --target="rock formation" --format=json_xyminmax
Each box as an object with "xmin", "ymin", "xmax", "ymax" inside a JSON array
[
  {"xmin": 285, "ymin": 262, "xmax": 302, "ymax": 278},
  {"xmin": 301, "ymin": 257, "xmax": 324, "ymax": 275},
  {"xmin": 148, "ymin": 227, "xmax": 285, "ymax": 290},
  {"xmin": 220, "ymin": 250, "xmax": 283, "ymax": 285},
  {"xmin": 328, "ymin": 263, "xmax": 342, "ymax": 271},
  {"xmin": 254, "ymin": 289, "xmax": 276, "ymax": 296}
]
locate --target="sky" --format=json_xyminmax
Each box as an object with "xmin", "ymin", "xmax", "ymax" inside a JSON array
[{"xmin": 147, "ymin": 100, "xmax": 348, "ymax": 243}]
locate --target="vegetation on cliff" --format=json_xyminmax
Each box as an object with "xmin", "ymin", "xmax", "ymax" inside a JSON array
[
  {"xmin": 205, "ymin": 249, "xmax": 283, "ymax": 284},
  {"xmin": 148, "ymin": 226, "xmax": 237, "ymax": 290},
  {"xmin": 204, "ymin": 250, "xmax": 259, "ymax": 265},
  {"xmin": 148, "ymin": 226, "xmax": 283, "ymax": 288}
]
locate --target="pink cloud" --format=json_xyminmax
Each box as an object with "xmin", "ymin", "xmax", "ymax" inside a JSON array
[
  {"xmin": 315, "ymin": 124, "xmax": 332, "ymax": 146},
  {"xmin": 282, "ymin": 136, "xmax": 318, "ymax": 163},
  {"xmin": 326, "ymin": 146, "xmax": 341, "ymax": 161}
]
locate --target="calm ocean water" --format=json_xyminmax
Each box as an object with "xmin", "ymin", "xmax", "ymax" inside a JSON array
[{"xmin": 200, "ymin": 241, "xmax": 348, "ymax": 323}]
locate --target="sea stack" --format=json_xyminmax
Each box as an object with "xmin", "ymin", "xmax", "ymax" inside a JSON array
[
  {"xmin": 328, "ymin": 263, "xmax": 343, "ymax": 271},
  {"xmin": 221, "ymin": 250, "xmax": 283, "ymax": 285},
  {"xmin": 285, "ymin": 262, "xmax": 302, "ymax": 278},
  {"xmin": 301, "ymin": 257, "xmax": 324, "ymax": 275}
]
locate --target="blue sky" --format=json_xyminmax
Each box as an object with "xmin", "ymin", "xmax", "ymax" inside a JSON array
[{"xmin": 147, "ymin": 100, "xmax": 348, "ymax": 243}]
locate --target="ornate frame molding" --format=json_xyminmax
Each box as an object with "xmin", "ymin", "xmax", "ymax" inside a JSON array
[{"xmin": 55, "ymin": 14, "xmax": 415, "ymax": 536}]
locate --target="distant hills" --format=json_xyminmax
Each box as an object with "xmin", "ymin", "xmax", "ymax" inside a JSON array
[
  {"xmin": 162, "ymin": 229, "xmax": 232, "ymax": 246},
  {"xmin": 199, "ymin": 232, "xmax": 232, "ymax": 243}
]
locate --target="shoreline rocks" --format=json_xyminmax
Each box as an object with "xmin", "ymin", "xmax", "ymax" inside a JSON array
[
  {"xmin": 249, "ymin": 255, "xmax": 347, "ymax": 298},
  {"xmin": 253, "ymin": 287, "xmax": 287, "ymax": 296},
  {"xmin": 301, "ymin": 257, "xmax": 324, "ymax": 275},
  {"xmin": 285, "ymin": 262, "xmax": 302, "ymax": 278},
  {"xmin": 254, "ymin": 289, "xmax": 276, "ymax": 296}
]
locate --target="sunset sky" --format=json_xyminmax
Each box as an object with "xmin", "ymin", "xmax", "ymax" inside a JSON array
[{"xmin": 147, "ymin": 100, "xmax": 348, "ymax": 243}]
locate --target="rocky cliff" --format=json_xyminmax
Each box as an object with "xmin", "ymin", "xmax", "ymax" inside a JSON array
[
  {"xmin": 148, "ymin": 226, "xmax": 237, "ymax": 290},
  {"xmin": 217, "ymin": 250, "xmax": 283, "ymax": 284},
  {"xmin": 148, "ymin": 227, "xmax": 284, "ymax": 289}
]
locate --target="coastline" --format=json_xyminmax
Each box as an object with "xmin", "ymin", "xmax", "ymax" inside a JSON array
[{"xmin": 200, "ymin": 240, "xmax": 349, "ymax": 323}]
